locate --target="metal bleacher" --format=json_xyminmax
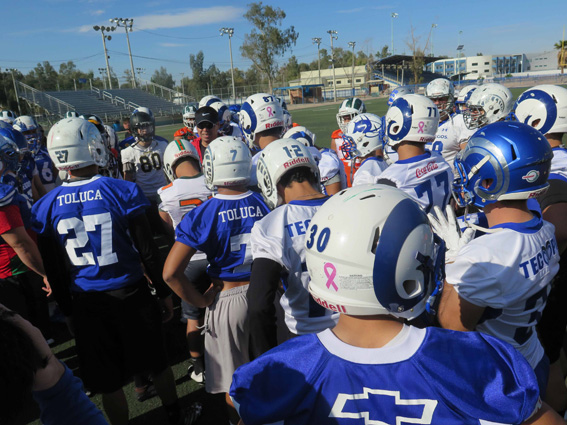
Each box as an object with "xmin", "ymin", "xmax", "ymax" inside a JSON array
[
  {"xmin": 43, "ymin": 90, "xmax": 128, "ymax": 119},
  {"xmin": 106, "ymin": 88, "xmax": 181, "ymax": 115}
]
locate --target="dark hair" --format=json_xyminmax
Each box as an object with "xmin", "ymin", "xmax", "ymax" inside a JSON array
[
  {"xmin": 122, "ymin": 117, "xmax": 130, "ymax": 124},
  {"xmin": 279, "ymin": 166, "xmax": 319, "ymax": 188},
  {"xmin": 0, "ymin": 309, "xmax": 48, "ymax": 423}
]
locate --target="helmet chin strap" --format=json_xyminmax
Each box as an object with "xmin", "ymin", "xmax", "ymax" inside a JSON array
[{"xmin": 462, "ymin": 206, "xmax": 503, "ymax": 234}]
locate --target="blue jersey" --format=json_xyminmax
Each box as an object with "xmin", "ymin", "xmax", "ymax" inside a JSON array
[
  {"xmin": 31, "ymin": 175, "xmax": 149, "ymax": 292},
  {"xmin": 119, "ymin": 134, "xmax": 169, "ymax": 150},
  {"xmin": 231, "ymin": 326, "xmax": 540, "ymax": 425},
  {"xmin": 176, "ymin": 191, "xmax": 269, "ymax": 281},
  {"xmin": 34, "ymin": 147, "xmax": 57, "ymax": 189}
]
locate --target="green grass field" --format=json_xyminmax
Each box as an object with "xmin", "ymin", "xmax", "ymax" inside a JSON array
[{"xmin": 20, "ymin": 85, "xmax": 537, "ymax": 425}]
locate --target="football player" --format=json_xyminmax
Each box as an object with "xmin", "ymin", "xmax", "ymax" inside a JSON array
[
  {"xmin": 339, "ymin": 113, "xmax": 388, "ymax": 186},
  {"xmin": 248, "ymin": 138, "xmax": 336, "ymax": 359},
  {"xmin": 463, "ymin": 83, "xmax": 514, "ymax": 130},
  {"xmin": 32, "ymin": 118, "xmax": 187, "ymax": 425},
  {"xmin": 424, "ymin": 78, "xmax": 476, "ymax": 168},
  {"xmin": 433, "ymin": 122, "xmax": 558, "ymax": 398},
  {"xmin": 283, "ymin": 125, "xmax": 347, "ymax": 195},
  {"xmin": 515, "ymin": 84, "xmax": 567, "ymax": 411},
  {"xmin": 0, "ymin": 110, "xmax": 17, "ymax": 125},
  {"xmin": 378, "ymin": 94, "xmax": 452, "ymax": 213},
  {"xmin": 174, "ymin": 105, "xmax": 197, "ymax": 142},
  {"xmin": 454, "ymin": 84, "xmax": 478, "ymax": 114},
  {"xmin": 230, "ymin": 184, "xmax": 563, "ymax": 425},
  {"xmin": 119, "ymin": 107, "xmax": 168, "ymax": 150},
  {"xmin": 158, "ymin": 139, "xmax": 212, "ymax": 384},
  {"xmin": 121, "ymin": 109, "xmax": 169, "ymax": 237},
  {"xmin": 162, "ymin": 136, "xmax": 269, "ymax": 424},
  {"xmin": 331, "ymin": 97, "xmax": 366, "ymax": 186}
]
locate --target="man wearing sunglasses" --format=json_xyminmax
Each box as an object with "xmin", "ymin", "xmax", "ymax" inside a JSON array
[{"xmin": 190, "ymin": 107, "xmax": 220, "ymax": 163}]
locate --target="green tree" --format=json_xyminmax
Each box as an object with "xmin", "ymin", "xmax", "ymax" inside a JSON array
[
  {"xmin": 377, "ymin": 45, "xmax": 389, "ymax": 59},
  {"xmin": 240, "ymin": 2, "xmax": 299, "ymax": 91},
  {"xmin": 151, "ymin": 66, "xmax": 174, "ymax": 89},
  {"xmin": 554, "ymin": 40, "xmax": 567, "ymax": 74}
]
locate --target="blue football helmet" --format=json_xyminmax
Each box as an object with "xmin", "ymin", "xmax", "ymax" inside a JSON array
[
  {"xmin": 305, "ymin": 185, "xmax": 445, "ymax": 319},
  {"xmin": 0, "ymin": 134, "xmax": 20, "ymax": 176},
  {"xmin": 453, "ymin": 121, "xmax": 553, "ymax": 208}
]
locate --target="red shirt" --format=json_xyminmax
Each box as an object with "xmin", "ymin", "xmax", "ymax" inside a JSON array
[{"xmin": 0, "ymin": 204, "xmax": 27, "ymax": 278}]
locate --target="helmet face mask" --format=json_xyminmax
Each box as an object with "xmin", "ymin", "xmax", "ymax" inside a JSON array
[
  {"xmin": 342, "ymin": 113, "xmax": 384, "ymax": 158},
  {"xmin": 183, "ymin": 105, "xmax": 197, "ymax": 129},
  {"xmin": 0, "ymin": 135, "xmax": 20, "ymax": 176},
  {"xmin": 13, "ymin": 116, "xmax": 41, "ymax": 154},
  {"xmin": 336, "ymin": 97, "xmax": 366, "ymax": 133},
  {"xmin": 130, "ymin": 111, "xmax": 155, "ymax": 145},
  {"xmin": 425, "ymin": 79, "xmax": 455, "ymax": 120},
  {"xmin": 305, "ymin": 185, "xmax": 445, "ymax": 319},
  {"xmin": 463, "ymin": 83, "xmax": 513, "ymax": 130}
]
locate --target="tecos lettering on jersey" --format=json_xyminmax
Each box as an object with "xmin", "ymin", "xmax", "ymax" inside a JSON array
[
  {"xmin": 415, "ymin": 161, "xmax": 439, "ymax": 179},
  {"xmin": 218, "ymin": 206, "xmax": 265, "ymax": 223},
  {"xmin": 57, "ymin": 190, "xmax": 103, "ymax": 206},
  {"xmin": 519, "ymin": 238, "xmax": 558, "ymax": 278},
  {"xmin": 284, "ymin": 219, "xmax": 311, "ymax": 238}
]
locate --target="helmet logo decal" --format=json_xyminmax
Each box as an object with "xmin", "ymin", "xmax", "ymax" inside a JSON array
[
  {"xmin": 266, "ymin": 106, "xmax": 274, "ymax": 117},
  {"xmin": 417, "ymin": 121, "xmax": 425, "ymax": 133},
  {"xmin": 324, "ymin": 263, "xmax": 338, "ymax": 291},
  {"xmin": 522, "ymin": 170, "xmax": 540, "ymax": 183}
]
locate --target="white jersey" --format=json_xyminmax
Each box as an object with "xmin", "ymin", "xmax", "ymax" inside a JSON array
[
  {"xmin": 121, "ymin": 139, "xmax": 168, "ymax": 200},
  {"xmin": 377, "ymin": 151, "xmax": 452, "ymax": 213},
  {"xmin": 158, "ymin": 175, "xmax": 212, "ymax": 262},
  {"xmin": 317, "ymin": 148, "xmax": 347, "ymax": 192},
  {"xmin": 352, "ymin": 156, "xmax": 388, "ymax": 186},
  {"xmin": 550, "ymin": 147, "xmax": 567, "ymax": 181},
  {"xmin": 446, "ymin": 215, "xmax": 559, "ymax": 369},
  {"xmin": 251, "ymin": 197, "xmax": 339, "ymax": 335},
  {"xmin": 383, "ymin": 142, "xmax": 399, "ymax": 164},
  {"xmin": 426, "ymin": 114, "xmax": 475, "ymax": 170}
]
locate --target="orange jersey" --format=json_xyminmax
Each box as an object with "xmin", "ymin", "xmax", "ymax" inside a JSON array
[
  {"xmin": 174, "ymin": 127, "xmax": 196, "ymax": 141},
  {"xmin": 331, "ymin": 128, "xmax": 360, "ymax": 187}
]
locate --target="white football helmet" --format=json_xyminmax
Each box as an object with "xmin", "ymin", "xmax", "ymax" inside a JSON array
[
  {"xmin": 163, "ymin": 139, "xmax": 201, "ymax": 182},
  {"xmin": 209, "ymin": 100, "xmax": 232, "ymax": 126},
  {"xmin": 455, "ymin": 85, "xmax": 479, "ymax": 113},
  {"xmin": 0, "ymin": 110, "xmax": 17, "ymax": 125},
  {"xmin": 282, "ymin": 110, "xmax": 293, "ymax": 132},
  {"xmin": 514, "ymin": 85, "xmax": 567, "ymax": 135},
  {"xmin": 239, "ymin": 93, "xmax": 284, "ymax": 148},
  {"xmin": 65, "ymin": 111, "xmax": 80, "ymax": 119},
  {"xmin": 341, "ymin": 113, "xmax": 384, "ymax": 159},
  {"xmin": 256, "ymin": 138, "xmax": 320, "ymax": 209},
  {"xmin": 199, "ymin": 95, "xmax": 222, "ymax": 108},
  {"xmin": 13, "ymin": 115, "xmax": 41, "ymax": 153},
  {"xmin": 387, "ymin": 86, "xmax": 415, "ymax": 107},
  {"xmin": 133, "ymin": 106, "xmax": 153, "ymax": 118},
  {"xmin": 276, "ymin": 96, "xmax": 288, "ymax": 111},
  {"xmin": 305, "ymin": 184, "xmax": 444, "ymax": 318},
  {"xmin": 336, "ymin": 97, "xmax": 366, "ymax": 132},
  {"xmin": 202, "ymin": 136, "xmax": 251, "ymax": 190},
  {"xmin": 425, "ymin": 78, "xmax": 455, "ymax": 119},
  {"xmin": 283, "ymin": 126, "xmax": 316, "ymax": 147},
  {"xmin": 463, "ymin": 83, "xmax": 513, "ymax": 130},
  {"xmin": 103, "ymin": 124, "xmax": 118, "ymax": 151},
  {"xmin": 47, "ymin": 118, "xmax": 108, "ymax": 171},
  {"xmin": 386, "ymin": 94, "xmax": 439, "ymax": 147},
  {"xmin": 183, "ymin": 105, "xmax": 197, "ymax": 128}
]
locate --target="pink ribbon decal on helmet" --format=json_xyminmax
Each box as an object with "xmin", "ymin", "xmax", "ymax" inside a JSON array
[
  {"xmin": 324, "ymin": 263, "xmax": 338, "ymax": 291},
  {"xmin": 266, "ymin": 106, "xmax": 274, "ymax": 117},
  {"xmin": 417, "ymin": 121, "xmax": 425, "ymax": 133}
]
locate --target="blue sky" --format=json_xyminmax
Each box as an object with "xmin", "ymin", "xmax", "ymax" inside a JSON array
[{"xmin": 3, "ymin": 0, "xmax": 566, "ymax": 85}]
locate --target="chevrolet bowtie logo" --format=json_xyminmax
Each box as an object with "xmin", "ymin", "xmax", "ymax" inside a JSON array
[{"xmin": 330, "ymin": 388, "xmax": 438, "ymax": 424}]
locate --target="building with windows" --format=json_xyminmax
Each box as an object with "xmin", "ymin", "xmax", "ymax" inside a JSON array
[{"xmin": 425, "ymin": 54, "xmax": 533, "ymax": 79}]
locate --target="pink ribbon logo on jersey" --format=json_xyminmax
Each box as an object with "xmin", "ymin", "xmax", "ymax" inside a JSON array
[
  {"xmin": 324, "ymin": 263, "xmax": 338, "ymax": 291},
  {"xmin": 266, "ymin": 106, "xmax": 274, "ymax": 117},
  {"xmin": 417, "ymin": 121, "xmax": 425, "ymax": 133}
]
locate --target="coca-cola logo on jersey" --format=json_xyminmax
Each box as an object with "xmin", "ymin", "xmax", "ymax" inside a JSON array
[{"xmin": 415, "ymin": 161, "xmax": 438, "ymax": 178}]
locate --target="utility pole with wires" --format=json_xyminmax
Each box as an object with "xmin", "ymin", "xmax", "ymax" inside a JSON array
[
  {"xmin": 312, "ymin": 37, "xmax": 322, "ymax": 86},
  {"xmin": 328, "ymin": 30, "xmax": 338, "ymax": 101},
  {"xmin": 348, "ymin": 41, "xmax": 356, "ymax": 96}
]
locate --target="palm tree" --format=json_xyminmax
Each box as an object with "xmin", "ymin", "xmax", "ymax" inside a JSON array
[{"xmin": 554, "ymin": 40, "xmax": 567, "ymax": 74}]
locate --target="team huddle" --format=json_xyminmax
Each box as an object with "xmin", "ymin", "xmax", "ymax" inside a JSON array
[{"xmin": 1, "ymin": 79, "xmax": 567, "ymax": 425}]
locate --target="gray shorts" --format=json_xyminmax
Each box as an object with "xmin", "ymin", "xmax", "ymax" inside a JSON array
[
  {"xmin": 180, "ymin": 259, "xmax": 211, "ymax": 321},
  {"xmin": 203, "ymin": 284, "xmax": 250, "ymax": 394}
]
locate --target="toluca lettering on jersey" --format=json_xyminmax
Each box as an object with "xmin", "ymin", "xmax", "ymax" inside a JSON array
[
  {"xmin": 56, "ymin": 190, "xmax": 103, "ymax": 206},
  {"xmin": 284, "ymin": 219, "xmax": 311, "ymax": 237},
  {"xmin": 415, "ymin": 161, "xmax": 439, "ymax": 179},
  {"xmin": 311, "ymin": 295, "xmax": 347, "ymax": 313},
  {"xmin": 283, "ymin": 157, "xmax": 310, "ymax": 169},
  {"xmin": 519, "ymin": 238, "xmax": 558, "ymax": 278},
  {"xmin": 218, "ymin": 206, "xmax": 265, "ymax": 223},
  {"xmin": 330, "ymin": 388, "xmax": 437, "ymax": 424}
]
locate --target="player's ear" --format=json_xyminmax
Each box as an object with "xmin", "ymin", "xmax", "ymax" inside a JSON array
[{"xmin": 481, "ymin": 178, "xmax": 493, "ymax": 189}]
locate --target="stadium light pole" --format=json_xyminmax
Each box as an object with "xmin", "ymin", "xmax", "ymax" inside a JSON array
[
  {"xmin": 312, "ymin": 37, "xmax": 322, "ymax": 85},
  {"xmin": 348, "ymin": 41, "xmax": 356, "ymax": 95},
  {"xmin": 391, "ymin": 13, "xmax": 398, "ymax": 55},
  {"xmin": 110, "ymin": 18, "xmax": 136, "ymax": 88},
  {"xmin": 6, "ymin": 68, "xmax": 22, "ymax": 115},
  {"xmin": 220, "ymin": 27, "xmax": 236, "ymax": 102},
  {"xmin": 93, "ymin": 25, "xmax": 115, "ymax": 90},
  {"xmin": 431, "ymin": 24, "xmax": 438, "ymax": 57},
  {"xmin": 328, "ymin": 30, "xmax": 338, "ymax": 101}
]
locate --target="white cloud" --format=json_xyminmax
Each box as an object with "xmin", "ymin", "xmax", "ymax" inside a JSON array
[
  {"xmin": 77, "ymin": 6, "xmax": 244, "ymax": 33},
  {"xmin": 90, "ymin": 9, "xmax": 105, "ymax": 16}
]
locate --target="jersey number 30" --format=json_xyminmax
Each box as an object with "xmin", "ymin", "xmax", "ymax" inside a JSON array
[{"xmin": 57, "ymin": 213, "xmax": 118, "ymax": 267}]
